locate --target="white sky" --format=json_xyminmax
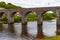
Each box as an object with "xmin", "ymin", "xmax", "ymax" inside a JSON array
[{"xmin": 0, "ymin": 0, "xmax": 60, "ymax": 8}]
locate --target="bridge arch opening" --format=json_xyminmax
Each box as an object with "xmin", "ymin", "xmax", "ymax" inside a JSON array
[
  {"xmin": 13, "ymin": 12, "xmax": 22, "ymax": 23},
  {"xmin": 1, "ymin": 13, "xmax": 8, "ymax": 32},
  {"xmin": 1, "ymin": 13, "xmax": 8, "ymax": 24},
  {"xmin": 26, "ymin": 12, "xmax": 38, "ymax": 37},
  {"xmin": 0, "ymin": 12, "xmax": 5, "ymax": 31},
  {"xmin": 11, "ymin": 12, "xmax": 22, "ymax": 36},
  {"xmin": 42, "ymin": 11, "xmax": 57, "ymax": 37},
  {"xmin": 6, "ymin": 11, "xmax": 22, "ymax": 34}
]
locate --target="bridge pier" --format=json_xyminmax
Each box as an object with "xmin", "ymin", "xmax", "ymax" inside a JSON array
[
  {"xmin": 0, "ymin": 12, "xmax": 4, "ymax": 31},
  {"xmin": 0, "ymin": 23, "xmax": 3, "ymax": 31},
  {"xmin": 37, "ymin": 14, "xmax": 44, "ymax": 38},
  {"xmin": 56, "ymin": 10, "xmax": 60, "ymax": 35},
  {"xmin": 21, "ymin": 16, "xmax": 28, "ymax": 36},
  {"xmin": 8, "ymin": 22, "xmax": 14, "ymax": 33},
  {"xmin": 7, "ymin": 12, "xmax": 15, "ymax": 33}
]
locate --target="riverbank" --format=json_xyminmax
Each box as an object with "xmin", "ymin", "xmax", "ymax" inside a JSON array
[{"xmin": 40, "ymin": 35, "xmax": 60, "ymax": 40}]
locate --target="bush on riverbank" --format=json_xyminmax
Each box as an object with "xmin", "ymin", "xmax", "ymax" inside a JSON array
[
  {"xmin": 14, "ymin": 16, "xmax": 22, "ymax": 23},
  {"xmin": 1, "ymin": 15, "xmax": 8, "ymax": 24},
  {"xmin": 43, "ymin": 12, "xmax": 57, "ymax": 20},
  {"xmin": 27, "ymin": 13, "xmax": 38, "ymax": 21}
]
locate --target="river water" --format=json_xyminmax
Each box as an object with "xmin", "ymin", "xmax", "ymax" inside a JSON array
[{"xmin": 0, "ymin": 19, "xmax": 56, "ymax": 40}]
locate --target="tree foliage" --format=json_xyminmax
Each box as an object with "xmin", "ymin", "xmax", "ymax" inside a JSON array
[
  {"xmin": 43, "ymin": 12, "xmax": 57, "ymax": 20},
  {"xmin": 0, "ymin": 1, "xmax": 21, "ymax": 9},
  {"xmin": 0, "ymin": 1, "xmax": 6, "ymax": 8}
]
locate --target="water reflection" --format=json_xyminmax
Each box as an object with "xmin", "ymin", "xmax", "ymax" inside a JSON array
[
  {"xmin": 43, "ymin": 19, "xmax": 56, "ymax": 37},
  {"xmin": 1, "ymin": 19, "xmax": 56, "ymax": 40},
  {"xmin": 27, "ymin": 19, "xmax": 56, "ymax": 37},
  {"xmin": 27, "ymin": 21, "xmax": 37, "ymax": 37}
]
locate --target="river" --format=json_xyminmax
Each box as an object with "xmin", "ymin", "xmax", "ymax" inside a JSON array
[{"xmin": 0, "ymin": 19, "xmax": 56, "ymax": 40}]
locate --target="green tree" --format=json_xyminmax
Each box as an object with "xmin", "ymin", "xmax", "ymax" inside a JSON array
[
  {"xmin": 7, "ymin": 3, "xmax": 13, "ymax": 5},
  {"xmin": 0, "ymin": 1, "xmax": 21, "ymax": 9},
  {"xmin": 4, "ymin": 3, "xmax": 21, "ymax": 9},
  {"xmin": 0, "ymin": 1, "xmax": 6, "ymax": 8},
  {"xmin": 43, "ymin": 12, "xmax": 57, "ymax": 20}
]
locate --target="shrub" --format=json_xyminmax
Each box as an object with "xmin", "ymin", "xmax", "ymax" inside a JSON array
[
  {"xmin": 14, "ymin": 16, "xmax": 22, "ymax": 23},
  {"xmin": 1, "ymin": 16, "xmax": 8, "ymax": 24},
  {"xmin": 27, "ymin": 13, "xmax": 38, "ymax": 21},
  {"xmin": 0, "ymin": 12, "xmax": 57, "ymax": 23},
  {"xmin": 43, "ymin": 13, "xmax": 57, "ymax": 20}
]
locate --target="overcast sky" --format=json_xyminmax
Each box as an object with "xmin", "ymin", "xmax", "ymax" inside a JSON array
[{"xmin": 0, "ymin": 0, "xmax": 60, "ymax": 8}]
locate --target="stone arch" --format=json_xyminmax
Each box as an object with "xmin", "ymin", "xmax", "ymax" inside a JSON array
[
  {"xmin": 13, "ymin": 12, "xmax": 22, "ymax": 23},
  {"xmin": 26, "ymin": 12, "xmax": 37, "ymax": 21},
  {"xmin": 25, "ymin": 11, "xmax": 38, "ymax": 37},
  {"xmin": 1, "ymin": 12, "xmax": 8, "ymax": 23},
  {"xmin": 11, "ymin": 11, "xmax": 18, "ymax": 17},
  {"xmin": 0, "ymin": 12, "xmax": 7, "ymax": 22},
  {"xmin": 41, "ymin": 10, "xmax": 57, "ymax": 37},
  {"xmin": 36, "ymin": 10, "xmax": 57, "ymax": 38},
  {"xmin": 6, "ymin": 11, "xmax": 21, "ymax": 33},
  {"xmin": 11, "ymin": 12, "xmax": 17, "ymax": 17},
  {"xmin": 0, "ymin": 12, "xmax": 5, "ymax": 31},
  {"xmin": 24, "ymin": 11, "xmax": 32, "ymax": 17},
  {"xmin": 9, "ymin": 11, "xmax": 22, "ymax": 22},
  {"xmin": 21, "ymin": 11, "xmax": 32, "ymax": 37}
]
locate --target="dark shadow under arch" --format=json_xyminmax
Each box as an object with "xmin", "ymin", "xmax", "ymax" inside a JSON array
[
  {"xmin": 25, "ymin": 11, "xmax": 32, "ymax": 17},
  {"xmin": 0, "ymin": 12, "xmax": 5, "ymax": 17}
]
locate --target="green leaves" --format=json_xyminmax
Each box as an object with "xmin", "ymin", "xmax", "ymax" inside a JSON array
[
  {"xmin": 0, "ymin": 1, "xmax": 6, "ymax": 8},
  {"xmin": 0, "ymin": 12, "xmax": 57, "ymax": 23},
  {"xmin": 0, "ymin": 1, "xmax": 21, "ymax": 9},
  {"xmin": 1, "ymin": 15, "xmax": 8, "ymax": 24},
  {"xmin": 14, "ymin": 16, "xmax": 22, "ymax": 23},
  {"xmin": 43, "ymin": 12, "xmax": 57, "ymax": 20},
  {"xmin": 27, "ymin": 13, "xmax": 38, "ymax": 21}
]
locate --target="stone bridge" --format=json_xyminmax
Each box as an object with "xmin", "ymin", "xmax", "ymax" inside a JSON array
[{"xmin": 0, "ymin": 6, "xmax": 60, "ymax": 38}]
